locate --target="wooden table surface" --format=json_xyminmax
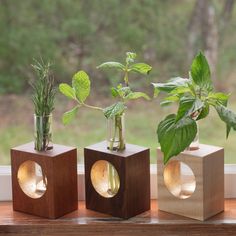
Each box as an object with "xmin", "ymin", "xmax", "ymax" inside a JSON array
[{"xmin": 1, "ymin": 200, "xmax": 236, "ymax": 236}]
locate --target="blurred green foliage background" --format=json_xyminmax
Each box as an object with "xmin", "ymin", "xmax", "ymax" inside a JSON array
[{"xmin": 0, "ymin": 0, "xmax": 236, "ymax": 164}]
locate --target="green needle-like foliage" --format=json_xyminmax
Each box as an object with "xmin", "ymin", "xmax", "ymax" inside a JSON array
[
  {"xmin": 153, "ymin": 52, "xmax": 236, "ymax": 164},
  {"xmin": 31, "ymin": 59, "xmax": 56, "ymax": 116},
  {"xmin": 30, "ymin": 59, "xmax": 56, "ymax": 151}
]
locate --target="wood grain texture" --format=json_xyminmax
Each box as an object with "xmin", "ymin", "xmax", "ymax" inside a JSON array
[
  {"xmin": 84, "ymin": 141, "xmax": 150, "ymax": 219},
  {"xmin": 1, "ymin": 200, "xmax": 236, "ymax": 236},
  {"xmin": 157, "ymin": 144, "xmax": 224, "ymax": 221},
  {"xmin": 11, "ymin": 142, "xmax": 78, "ymax": 219}
]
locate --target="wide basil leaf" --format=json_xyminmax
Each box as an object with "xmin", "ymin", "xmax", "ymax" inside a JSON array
[
  {"xmin": 190, "ymin": 52, "xmax": 213, "ymax": 91},
  {"xmin": 97, "ymin": 62, "xmax": 125, "ymax": 70},
  {"xmin": 130, "ymin": 63, "xmax": 152, "ymax": 75},
  {"xmin": 62, "ymin": 106, "xmax": 79, "ymax": 125},
  {"xmin": 103, "ymin": 102, "xmax": 125, "ymax": 118},
  {"xmin": 125, "ymin": 91, "xmax": 150, "ymax": 100},
  {"xmin": 157, "ymin": 114, "xmax": 197, "ymax": 164},
  {"xmin": 215, "ymin": 105, "xmax": 236, "ymax": 138},
  {"xmin": 152, "ymin": 77, "xmax": 189, "ymax": 97},
  {"xmin": 59, "ymin": 83, "xmax": 76, "ymax": 100},
  {"xmin": 72, "ymin": 70, "xmax": 90, "ymax": 103}
]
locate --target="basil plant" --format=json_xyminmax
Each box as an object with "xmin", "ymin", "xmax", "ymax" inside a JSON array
[{"xmin": 153, "ymin": 52, "xmax": 236, "ymax": 164}]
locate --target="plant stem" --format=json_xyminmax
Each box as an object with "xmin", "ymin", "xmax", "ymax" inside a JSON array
[
  {"xmin": 35, "ymin": 115, "xmax": 52, "ymax": 151},
  {"xmin": 108, "ymin": 163, "xmax": 114, "ymax": 194},
  {"xmin": 116, "ymin": 115, "xmax": 125, "ymax": 150},
  {"xmin": 114, "ymin": 168, "xmax": 119, "ymax": 192},
  {"xmin": 107, "ymin": 162, "xmax": 120, "ymax": 196},
  {"xmin": 124, "ymin": 70, "xmax": 129, "ymax": 86},
  {"xmin": 109, "ymin": 117, "xmax": 118, "ymax": 150},
  {"xmin": 82, "ymin": 103, "xmax": 103, "ymax": 111}
]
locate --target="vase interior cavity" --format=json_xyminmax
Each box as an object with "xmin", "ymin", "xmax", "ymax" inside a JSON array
[
  {"xmin": 17, "ymin": 160, "xmax": 47, "ymax": 199},
  {"xmin": 90, "ymin": 160, "xmax": 120, "ymax": 198},
  {"xmin": 163, "ymin": 160, "xmax": 196, "ymax": 199}
]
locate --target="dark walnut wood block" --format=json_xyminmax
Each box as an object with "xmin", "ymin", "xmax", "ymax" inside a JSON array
[
  {"xmin": 84, "ymin": 141, "xmax": 150, "ymax": 219},
  {"xmin": 1, "ymin": 200, "xmax": 236, "ymax": 236},
  {"xmin": 11, "ymin": 142, "xmax": 78, "ymax": 219}
]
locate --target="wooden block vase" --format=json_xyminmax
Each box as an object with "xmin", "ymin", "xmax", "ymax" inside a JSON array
[
  {"xmin": 11, "ymin": 142, "xmax": 78, "ymax": 219},
  {"xmin": 84, "ymin": 141, "xmax": 150, "ymax": 219},
  {"xmin": 157, "ymin": 144, "xmax": 224, "ymax": 221}
]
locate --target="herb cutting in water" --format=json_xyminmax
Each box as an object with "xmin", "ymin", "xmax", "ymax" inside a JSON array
[
  {"xmin": 59, "ymin": 52, "xmax": 152, "ymax": 151},
  {"xmin": 153, "ymin": 52, "xmax": 236, "ymax": 164},
  {"xmin": 59, "ymin": 52, "xmax": 152, "ymax": 196}
]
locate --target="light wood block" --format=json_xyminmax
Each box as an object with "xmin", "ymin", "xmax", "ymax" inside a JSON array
[{"xmin": 157, "ymin": 144, "xmax": 224, "ymax": 221}]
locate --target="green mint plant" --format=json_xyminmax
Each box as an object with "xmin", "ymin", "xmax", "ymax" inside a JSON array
[
  {"xmin": 59, "ymin": 52, "xmax": 151, "ymax": 196},
  {"xmin": 31, "ymin": 59, "xmax": 56, "ymax": 151},
  {"xmin": 153, "ymin": 52, "xmax": 236, "ymax": 164},
  {"xmin": 59, "ymin": 52, "xmax": 152, "ymax": 151}
]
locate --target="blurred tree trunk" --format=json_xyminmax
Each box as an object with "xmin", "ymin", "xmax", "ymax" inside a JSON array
[
  {"xmin": 187, "ymin": 0, "xmax": 235, "ymax": 90},
  {"xmin": 204, "ymin": 5, "xmax": 219, "ymax": 89},
  {"xmin": 219, "ymin": 0, "xmax": 235, "ymax": 44},
  {"xmin": 187, "ymin": 0, "xmax": 207, "ymax": 64}
]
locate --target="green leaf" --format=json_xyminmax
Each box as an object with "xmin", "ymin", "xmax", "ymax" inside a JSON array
[
  {"xmin": 176, "ymin": 97, "xmax": 195, "ymax": 121},
  {"xmin": 157, "ymin": 114, "xmax": 197, "ymax": 164},
  {"xmin": 103, "ymin": 102, "xmax": 125, "ymax": 118},
  {"xmin": 62, "ymin": 106, "xmax": 79, "ymax": 125},
  {"xmin": 130, "ymin": 63, "xmax": 152, "ymax": 75},
  {"xmin": 97, "ymin": 62, "xmax": 125, "ymax": 70},
  {"xmin": 126, "ymin": 52, "xmax": 136, "ymax": 59},
  {"xmin": 160, "ymin": 95, "xmax": 179, "ymax": 106},
  {"xmin": 126, "ymin": 52, "xmax": 137, "ymax": 64},
  {"xmin": 208, "ymin": 92, "xmax": 229, "ymax": 106},
  {"xmin": 227, "ymin": 124, "xmax": 231, "ymax": 139},
  {"xmin": 160, "ymin": 101, "xmax": 172, "ymax": 106},
  {"xmin": 117, "ymin": 86, "xmax": 131, "ymax": 97},
  {"xmin": 196, "ymin": 103, "xmax": 209, "ymax": 120},
  {"xmin": 190, "ymin": 52, "xmax": 213, "ymax": 91},
  {"xmin": 111, "ymin": 87, "xmax": 119, "ymax": 97},
  {"xmin": 125, "ymin": 91, "xmax": 150, "ymax": 100},
  {"xmin": 59, "ymin": 83, "xmax": 76, "ymax": 100},
  {"xmin": 152, "ymin": 77, "xmax": 189, "ymax": 97},
  {"xmin": 215, "ymin": 105, "xmax": 236, "ymax": 138},
  {"xmin": 72, "ymin": 71, "xmax": 90, "ymax": 103},
  {"xmin": 176, "ymin": 97, "xmax": 204, "ymax": 122},
  {"xmin": 187, "ymin": 98, "xmax": 204, "ymax": 117},
  {"xmin": 170, "ymin": 86, "xmax": 193, "ymax": 96}
]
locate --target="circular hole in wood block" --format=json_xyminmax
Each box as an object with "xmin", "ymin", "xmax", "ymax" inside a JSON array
[
  {"xmin": 163, "ymin": 160, "xmax": 196, "ymax": 199},
  {"xmin": 17, "ymin": 161, "xmax": 47, "ymax": 199},
  {"xmin": 90, "ymin": 160, "xmax": 120, "ymax": 198}
]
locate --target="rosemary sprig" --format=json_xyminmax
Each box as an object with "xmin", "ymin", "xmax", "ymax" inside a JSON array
[
  {"xmin": 31, "ymin": 59, "xmax": 56, "ymax": 116},
  {"xmin": 31, "ymin": 58, "xmax": 56, "ymax": 151}
]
